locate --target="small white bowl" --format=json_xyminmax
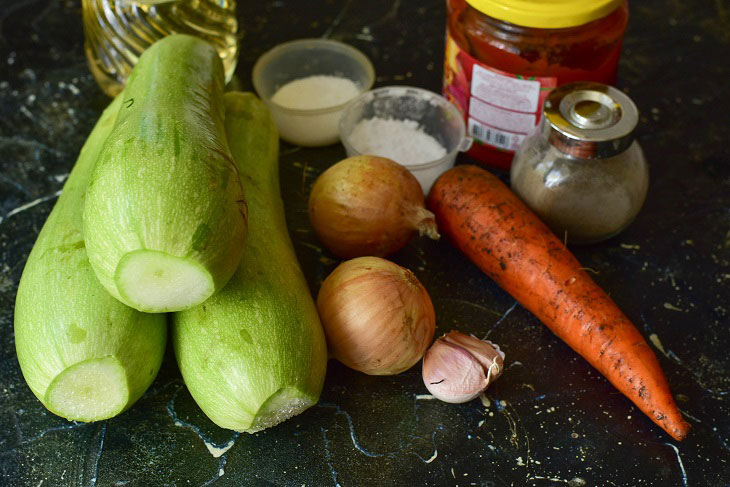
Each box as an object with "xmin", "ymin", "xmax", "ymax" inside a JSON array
[
  {"xmin": 339, "ymin": 86, "xmax": 472, "ymax": 193},
  {"xmin": 252, "ymin": 38, "xmax": 375, "ymax": 147}
]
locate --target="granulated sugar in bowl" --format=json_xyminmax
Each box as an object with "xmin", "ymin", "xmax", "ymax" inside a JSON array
[
  {"xmin": 253, "ymin": 39, "xmax": 374, "ymax": 147},
  {"xmin": 340, "ymin": 86, "xmax": 471, "ymax": 193}
]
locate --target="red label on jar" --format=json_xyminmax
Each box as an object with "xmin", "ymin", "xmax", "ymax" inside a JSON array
[{"xmin": 443, "ymin": 30, "xmax": 557, "ymax": 163}]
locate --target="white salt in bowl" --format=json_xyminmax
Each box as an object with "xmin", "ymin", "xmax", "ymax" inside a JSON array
[
  {"xmin": 339, "ymin": 86, "xmax": 472, "ymax": 193},
  {"xmin": 252, "ymin": 39, "xmax": 375, "ymax": 147}
]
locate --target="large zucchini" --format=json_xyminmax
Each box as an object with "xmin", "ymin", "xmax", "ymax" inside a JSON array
[
  {"xmin": 14, "ymin": 96, "xmax": 167, "ymax": 422},
  {"xmin": 172, "ymin": 92, "xmax": 328, "ymax": 432},
  {"xmin": 83, "ymin": 34, "xmax": 247, "ymax": 313}
]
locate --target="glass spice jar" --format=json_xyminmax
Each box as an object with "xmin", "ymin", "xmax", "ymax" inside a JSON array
[
  {"xmin": 82, "ymin": 0, "xmax": 239, "ymax": 97},
  {"xmin": 510, "ymin": 82, "xmax": 648, "ymax": 244},
  {"xmin": 443, "ymin": 0, "xmax": 629, "ymax": 169}
]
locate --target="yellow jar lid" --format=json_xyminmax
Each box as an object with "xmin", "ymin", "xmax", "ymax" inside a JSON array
[{"xmin": 466, "ymin": 0, "xmax": 624, "ymax": 29}]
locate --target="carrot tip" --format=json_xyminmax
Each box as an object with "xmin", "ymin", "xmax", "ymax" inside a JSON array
[{"xmin": 670, "ymin": 421, "xmax": 691, "ymax": 442}]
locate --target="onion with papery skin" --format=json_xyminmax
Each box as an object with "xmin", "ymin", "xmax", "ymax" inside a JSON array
[
  {"xmin": 316, "ymin": 256, "xmax": 436, "ymax": 375},
  {"xmin": 422, "ymin": 331, "xmax": 505, "ymax": 403},
  {"xmin": 308, "ymin": 156, "xmax": 439, "ymax": 259}
]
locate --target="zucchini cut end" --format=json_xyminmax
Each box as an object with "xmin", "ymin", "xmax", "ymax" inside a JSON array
[
  {"xmin": 115, "ymin": 249, "xmax": 214, "ymax": 312},
  {"xmin": 44, "ymin": 356, "xmax": 129, "ymax": 422},
  {"xmin": 242, "ymin": 387, "xmax": 317, "ymax": 434}
]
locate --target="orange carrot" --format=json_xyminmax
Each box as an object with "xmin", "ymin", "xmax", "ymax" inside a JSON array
[{"xmin": 428, "ymin": 164, "xmax": 689, "ymax": 441}]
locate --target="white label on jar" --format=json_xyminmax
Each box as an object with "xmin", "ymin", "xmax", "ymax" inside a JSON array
[
  {"xmin": 469, "ymin": 96, "xmax": 536, "ymax": 134},
  {"xmin": 467, "ymin": 118, "xmax": 526, "ymax": 151},
  {"xmin": 471, "ymin": 64, "xmax": 541, "ymax": 113}
]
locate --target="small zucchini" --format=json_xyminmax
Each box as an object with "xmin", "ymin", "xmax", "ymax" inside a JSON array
[
  {"xmin": 83, "ymin": 34, "xmax": 247, "ymax": 313},
  {"xmin": 14, "ymin": 96, "xmax": 167, "ymax": 422},
  {"xmin": 172, "ymin": 92, "xmax": 328, "ymax": 432}
]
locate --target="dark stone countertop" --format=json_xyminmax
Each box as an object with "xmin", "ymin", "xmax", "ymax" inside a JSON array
[{"xmin": 1, "ymin": 1, "xmax": 729, "ymax": 486}]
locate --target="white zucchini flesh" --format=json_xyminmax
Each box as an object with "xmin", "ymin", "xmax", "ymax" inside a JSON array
[
  {"xmin": 172, "ymin": 92, "xmax": 328, "ymax": 432},
  {"xmin": 44, "ymin": 356, "xmax": 128, "ymax": 420},
  {"xmin": 14, "ymin": 95, "xmax": 167, "ymax": 422},
  {"xmin": 116, "ymin": 249, "xmax": 214, "ymax": 312}
]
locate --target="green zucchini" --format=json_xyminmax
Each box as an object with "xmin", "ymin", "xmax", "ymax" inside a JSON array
[
  {"xmin": 83, "ymin": 34, "xmax": 247, "ymax": 313},
  {"xmin": 172, "ymin": 92, "xmax": 328, "ymax": 432},
  {"xmin": 14, "ymin": 96, "xmax": 167, "ymax": 422}
]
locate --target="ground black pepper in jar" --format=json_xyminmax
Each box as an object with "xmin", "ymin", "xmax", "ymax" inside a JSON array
[{"xmin": 510, "ymin": 82, "xmax": 648, "ymax": 244}]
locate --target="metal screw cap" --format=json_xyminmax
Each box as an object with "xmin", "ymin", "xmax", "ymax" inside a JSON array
[{"xmin": 542, "ymin": 82, "xmax": 639, "ymax": 159}]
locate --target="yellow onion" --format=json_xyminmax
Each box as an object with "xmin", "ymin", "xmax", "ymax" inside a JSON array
[
  {"xmin": 316, "ymin": 256, "xmax": 436, "ymax": 375},
  {"xmin": 422, "ymin": 331, "xmax": 505, "ymax": 403},
  {"xmin": 308, "ymin": 156, "xmax": 439, "ymax": 259}
]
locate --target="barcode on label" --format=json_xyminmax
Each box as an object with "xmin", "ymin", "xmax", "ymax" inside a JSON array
[{"xmin": 468, "ymin": 118, "xmax": 523, "ymax": 151}]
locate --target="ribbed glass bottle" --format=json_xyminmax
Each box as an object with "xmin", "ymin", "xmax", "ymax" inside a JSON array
[{"xmin": 82, "ymin": 0, "xmax": 238, "ymax": 96}]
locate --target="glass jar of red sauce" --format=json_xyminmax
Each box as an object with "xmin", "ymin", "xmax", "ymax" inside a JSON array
[{"xmin": 443, "ymin": 0, "xmax": 629, "ymax": 169}]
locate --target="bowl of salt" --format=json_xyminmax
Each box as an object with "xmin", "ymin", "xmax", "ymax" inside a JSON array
[{"xmin": 339, "ymin": 86, "xmax": 472, "ymax": 193}]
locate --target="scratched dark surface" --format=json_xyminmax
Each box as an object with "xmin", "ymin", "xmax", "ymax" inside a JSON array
[{"xmin": 1, "ymin": 1, "xmax": 729, "ymax": 486}]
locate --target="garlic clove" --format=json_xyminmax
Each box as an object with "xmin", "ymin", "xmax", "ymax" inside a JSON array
[
  {"xmin": 441, "ymin": 331, "xmax": 505, "ymax": 383},
  {"xmin": 422, "ymin": 331, "xmax": 506, "ymax": 403},
  {"xmin": 422, "ymin": 339, "xmax": 488, "ymax": 403}
]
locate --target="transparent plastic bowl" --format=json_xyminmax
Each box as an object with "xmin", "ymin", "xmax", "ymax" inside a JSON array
[
  {"xmin": 339, "ymin": 86, "xmax": 472, "ymax": 193},
  {"xmin": 252, "ymin": 38, "xmax": 375, "ymax": 147}
]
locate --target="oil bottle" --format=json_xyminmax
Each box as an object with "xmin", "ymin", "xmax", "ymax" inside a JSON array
[{"xmin": 82, "ymin": 0, "xmax": 238, "ymax": 96}]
